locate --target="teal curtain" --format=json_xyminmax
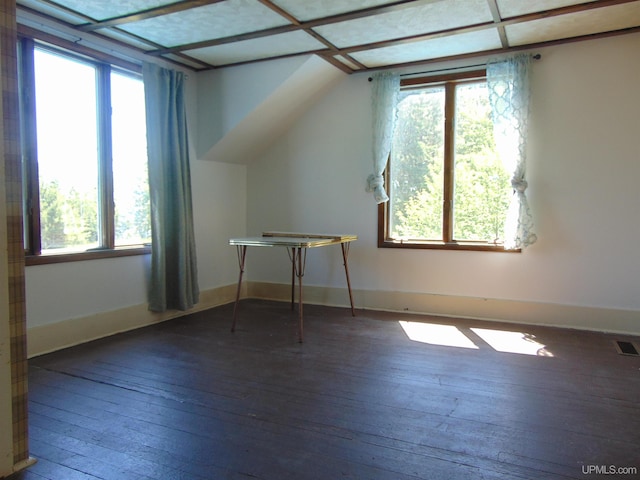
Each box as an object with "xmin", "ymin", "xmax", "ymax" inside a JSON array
[{"xmin": 143, "ymin": 62, "xmax": 199, "ymax": 312}]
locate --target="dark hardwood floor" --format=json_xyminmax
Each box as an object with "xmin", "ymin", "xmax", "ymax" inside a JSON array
[{"xmin": 8, "ymin": 299, "xmax": 640, "ymax": 480}]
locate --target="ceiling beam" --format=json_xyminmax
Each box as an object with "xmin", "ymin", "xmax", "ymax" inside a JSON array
[
  {"xmin": 77, "ymin": 0, "xmax": 226, "ymax": 32},
  {"xmin": 145, "ymin": 0, "xmax": 440, "ymax": 55},
  {"xmin": 485, "ymin": 0, "xmax": 509, "ymax": 49},
  {"xmin": 257, "ymin": 0, "xmax": 367, "ymax": 70}
]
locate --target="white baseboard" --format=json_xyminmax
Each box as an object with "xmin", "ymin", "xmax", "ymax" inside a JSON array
[
  {"xmin": 27, "ymin": 281, "xmax": 639, "ymax": 357},
  {"xmin": 247, "ymin": 281, "xmax": 640, "ymax": 336},
  {"xmin": 27, "ymin": 283, "xmax": 239, "ymax": 358}
]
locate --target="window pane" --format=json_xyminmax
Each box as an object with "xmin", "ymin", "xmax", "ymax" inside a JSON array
[
  {"xmin": 111, "ymin": 71, "xmax": 151, "ymax": 246},
  {"xmin": 34, "ymin": 48, "xmax": 99, "ymax": 253},
  {"xmin": 453, "ymin": 83, "xmax": 510, "ymax": 243},
  {"xmin": 389, "ymin": 88, "xmax": 445, "ymax": 240}
]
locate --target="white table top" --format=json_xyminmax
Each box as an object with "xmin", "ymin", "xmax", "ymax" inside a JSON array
[{"xmin": 229, "ymin": 232, "xmax": 357, "ymax": 248}]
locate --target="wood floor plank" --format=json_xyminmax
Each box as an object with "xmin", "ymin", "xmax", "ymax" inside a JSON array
[{"xmin": 14, "ymin": 300, "xmax": 640, "ymax": 480}]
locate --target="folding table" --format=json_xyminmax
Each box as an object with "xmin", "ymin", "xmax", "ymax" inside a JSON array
[{"xmin": 229, "ymin": 232, "xmax": 357, "ymax": 342}]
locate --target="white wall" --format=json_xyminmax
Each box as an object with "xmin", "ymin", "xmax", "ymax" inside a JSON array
[
  {"xmin": 245, "ymin": 32, "xmax": 640, "ymax": 332},
  {"xmin": 195, "ymin": 55, "xmax": 312, "ymax": 158}
]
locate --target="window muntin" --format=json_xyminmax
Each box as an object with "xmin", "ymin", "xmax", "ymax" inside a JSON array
[
  {"xmin": 381, "ymin": 72, "xmax": 513, "ymax": 251},
  {"xmin": 20, "ymin": 40, "xmax": 151, "ymax": 263}
]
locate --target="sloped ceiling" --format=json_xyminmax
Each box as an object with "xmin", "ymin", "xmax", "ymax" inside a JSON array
[
  {"xmin": 16, "ymin": 0, "xmax": 640, "ymax": 73},
  {"xmin": 200, "ymin": 55, "xmax": 346, "ymax": 164}
]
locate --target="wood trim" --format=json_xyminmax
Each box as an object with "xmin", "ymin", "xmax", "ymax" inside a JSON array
[
  {"xmin": 401, "ymin": 69, "xmax": 486, "ymax": 87},
  {"xmin": 25, "ymin": 245, "xmax": 151, "ymax": 266},
  {"xmin": 378, "ymin": 239, "xmax": 517, "ymax": 252},
  {"xmin": 17, "ymin": 24, "xmax": 142, "ymax": 73}
]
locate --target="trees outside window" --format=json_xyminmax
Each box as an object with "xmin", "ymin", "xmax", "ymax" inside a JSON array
[{"xmin": 380, "ymin": 71, "xmax": 514, "ymax": 252}]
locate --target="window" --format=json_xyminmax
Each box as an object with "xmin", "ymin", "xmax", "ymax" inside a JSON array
[
  {"xmin": 19, "ymin": 39, "xmax": 151, "ymax": 264},
  {"xmin": 379, "ymin": 70, "xmax": 515, "ymax": 252}
]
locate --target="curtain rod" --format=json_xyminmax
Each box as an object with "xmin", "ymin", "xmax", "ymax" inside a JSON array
[{"xmin": 367, "ymin": 53, "xmax": 541, "ymax": 81}]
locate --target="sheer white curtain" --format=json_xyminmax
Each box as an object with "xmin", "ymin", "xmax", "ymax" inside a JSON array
[
  {"xmin": 367, "ymin": 72, "xmax": 400, "ymax": 203},
  {"xmin": 487, "ymin": 54, "xmax": 537, "ymax": 250},
  {"xmin": 143, "ymin": 62, "xmax": 199, "ymax": 312}
]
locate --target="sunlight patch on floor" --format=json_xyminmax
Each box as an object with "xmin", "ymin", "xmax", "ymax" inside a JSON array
[
  {"xmin": 399, "ymin": 321, "xmax": 554, "ymax": 356},
  {"xmin": 471, "ymin": 328, "xmax": 553, "ymax": 356},
  {"xmin": 399, "ymin": 321, "xmax": 478, "ymax": 349}
]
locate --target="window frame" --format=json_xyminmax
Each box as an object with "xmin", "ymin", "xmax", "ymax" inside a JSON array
[
  {"xmin": 377, "ymin": 69, "xmax": 519, "ymax": 253},
  {"xmin": 18, "ymin": 34, "xmax": 151, "ymax": 266}
]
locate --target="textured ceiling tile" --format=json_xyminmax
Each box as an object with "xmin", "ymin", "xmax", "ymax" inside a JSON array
[
  {"xmin": 506, "ymin": 2, "xmax": 640, "ymax": 46},
  {"xmin": 271, "ymin": 0, "xmax": 397, "ymax": 21},
  {"xmin": 497, "ymin": 0, "xmax": 597, "ymax": 18},
  {"xmin": 18, "ymin": 0, "xmax": 88, "ymax": 23},
  {"xmin": 99, "ymin": 28, "xmax": 159, "ymax": 49},
  {"xmin": 184, "ymin": 30, "xmax": 326, "ymax": 65},
  {"xmin": 314, "ymin": 0, "xmax": 493, "ymax": 48},
  {"xmin": 351, "ymin": 28, "xmax": 502, "ymax": 67},
  {"xmin": 120, "ymin": 0, "xmax": 291, "ymax": 48},
  {"xmin": 48, "ymin": 0, "xmax": 175, "ymax": 21}
]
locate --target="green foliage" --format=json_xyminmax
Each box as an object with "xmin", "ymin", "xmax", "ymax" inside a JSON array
[
  {"xmin": 39, "ymin": 180, "xmax": 66, "ymax": 249},
  {"xmin": 114, "ymin": 173, "xmax": 152, "ymax": 246},
  {"xmin": 453, "ymin": 151, "xmax": 510, "ymax": 242},
  {"xmin": 40, "ymin": 180, "xmax": 97, "ymax": 250},
  {"xmin": 40, "ymin": 177, "xmax": 151, "ymax": 250}
]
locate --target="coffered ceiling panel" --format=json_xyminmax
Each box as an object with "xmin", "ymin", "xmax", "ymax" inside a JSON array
[
  {"xmin": 496, "ymin": 0, "xmax": 598, "ymax": 18},
  {"xmin": 184, "ymin": 30, "xmax": 327, "ymax": 65},
  {"xmin": 42, "ymin": 0, "xmax": 175, "ymax": 21},
  {"xmin": 351, "ymin": 28, "xmax": 502, "ymax": 67},
  {"xmin": 271, "ymin": 0, "xmax": 398, "ymax": 21},
  {"xmin": 16, "ymin": 0, "xmax": 640, "ymax": 73},
  {"xmin": 506, "ymin": 1, "xmax": 640, "ymax": 46},
  {"xmin": 119, "ymin": 0, "xmax": 290, "ymax": 48},
  {"xmin": 313, "ymin": 0, "xmax": 493, "ymax": 48}
]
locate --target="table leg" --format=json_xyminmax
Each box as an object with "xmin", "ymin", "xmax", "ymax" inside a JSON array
[
  {"xmin": 291, "ymin": 251, "xmax": 295, "ymax": 310},
  {"xmin": 231, "ymin": 245, "xmax": 247, "ymax": 333},
  {"xmin": 290, "ymin": 247, "xmax": 307, "ymax": 343},
  {"xmin": 341, "ymin": 242, "xmax": 356, "ymax": 317}
]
